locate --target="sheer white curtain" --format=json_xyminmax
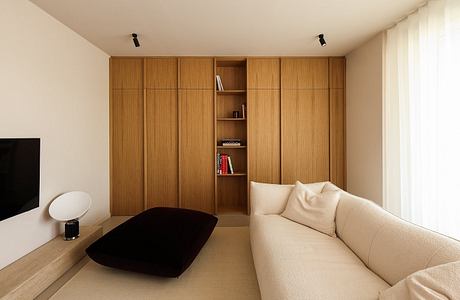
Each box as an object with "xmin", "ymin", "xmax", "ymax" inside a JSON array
[{"xmin": 384, "ymin": 0, "xmax": 460, "ymax": 239}]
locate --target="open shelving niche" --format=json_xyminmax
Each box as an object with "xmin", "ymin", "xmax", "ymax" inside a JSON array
[{"xmin": 214, "ymin": 58, "xmax": 248, "ymax": 215}]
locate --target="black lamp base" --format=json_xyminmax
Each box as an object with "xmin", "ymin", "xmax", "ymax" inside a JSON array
[{"xmin": 64, "ymin": 219, "xmax": 79, "ymax": 241}]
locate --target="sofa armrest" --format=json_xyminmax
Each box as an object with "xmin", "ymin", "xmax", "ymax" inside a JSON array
[{"xmin": 250, "ymin": 181, "xmax": 294, "ymax": 215}]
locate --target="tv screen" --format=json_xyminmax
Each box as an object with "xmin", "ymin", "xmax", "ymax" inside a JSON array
[{"xmin": 0, "ymin": 138, "xmax": 40, "ymax": 221}]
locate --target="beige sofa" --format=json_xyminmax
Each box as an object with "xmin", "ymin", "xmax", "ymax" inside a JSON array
[{"xmin": 249, "ymin": 181, "xmax": 460, "ymax": 300}]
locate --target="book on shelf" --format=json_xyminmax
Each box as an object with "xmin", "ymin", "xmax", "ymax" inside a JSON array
[
  {"xmin": 216, "ymin": 75, "xmax": 224, "ymax": 91},
  {"xmin": 216, "ymin": 153, "xmax": 234, "ymax": 175}
]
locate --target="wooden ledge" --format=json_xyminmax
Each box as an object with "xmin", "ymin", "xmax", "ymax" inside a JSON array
[{"xmin": 0, "ymin": 225, "xmax": 102, "ymax": 300}]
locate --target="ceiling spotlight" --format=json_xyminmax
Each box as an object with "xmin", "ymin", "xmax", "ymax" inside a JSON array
[
  {"xmin": 318, "ymin": 34, "xmax": 327, "ymax": 47},
  {"xmin": 132, "ymin": 33, "xmax": 140, "ymax": 48}
]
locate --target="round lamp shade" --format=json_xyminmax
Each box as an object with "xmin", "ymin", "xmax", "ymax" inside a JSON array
[{"xmin": 49, "ymin": 191, "xmax": 92, "ymax": 222}]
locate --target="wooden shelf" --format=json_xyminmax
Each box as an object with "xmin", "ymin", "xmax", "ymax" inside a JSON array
[
  {"xmin": 217, "ymin": 90, "xmax": 246, "ymax": 95},
  {"xmin": 217, "ymin": 145, "xmax": 247, "ymax": 149},
  {"xmin": 217, "ymin": 118, "xmax": 246, "ymax": 121},
  {"xmin": 0, "ymin": 226, "xmax": 102, "ymax": 299},
  {"xmin": 217, "ymin": 173, "xmax": 247, "ymax": 177}
]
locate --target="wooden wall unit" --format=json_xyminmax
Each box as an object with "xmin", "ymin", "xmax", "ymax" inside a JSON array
[
  {"xmin": 111, "ymin": 57, "xmax": 144, "ymax": 215},
  {"xmin": 111, "ymin": 58, "xmax": 143, "ymax": 89},
  {"xmin": 281, "ymin": 58, "xmax": 329, "ymax": 89},
  {"xmin": 281, "ymin": 89, "xmax": 330, "ymax": 184},
  {"xmin": 329, "ymin": 57, "xmax": 346, "ymax": 188},
  {"xmin": 248, "ymin": 58, "xmax": 281, "ymax": 184},
  {"xmin": 281, "ymin": 58, "xmax": 330, "ymax": 184},
  {"xmin": 179, "ymin": 58, "xmax": 215, "ymax": 213},
  {"xmin": 145, "ymin": 58, "xmax": 178, "ymax": 209},
  {"xmin": 179, "ymin": 89, "xmax": 215, "ymax": 213},
  {"xmin": 179, "ymin": 58, "xmax": 214, "ymax": 89},
  {"xmin": 110, "ymin": 56, "xmax": 346, "ymax": 216}
]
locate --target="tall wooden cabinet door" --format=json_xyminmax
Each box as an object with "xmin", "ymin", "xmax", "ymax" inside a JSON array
[
  {"xmin": 111, "ymin": 89, "xmax": 144, "ymax": 215},
  {"xmin": 329, "ymin": 89, "xmax": 345, "ymax": 188},
  {"xmin": 281, "ymin": 58, "xmax": 328, "ymax": 89},
  {"xmin": 179, "ymin": 90, "xmax": 215, "ymax": 213},
  {"xmin": 247, "ymin": 58, "xmax": 280, "ymax": 89},
  {"xmin": 145, "ymin": 90, "xmax": 178, "ymax": 208},
  {"xmin": 179, "ymin": 58, "xmax": 214, "ymax": 89},
  {"xmin": 329, "ymin": 57, "xmax": 346, "ymax": 188},
  {"xmin": 145, "ymin": 58, "xmax": 177, "ymax": 89},
  {"xmin": 111, "ymin": 58, "xmax": 143, "ymax": 89},
  {"xmin": 281, "ymin": 89, "xmax": 330, "ymax": 184},
  {"xmin": 248, "ymin": 90, "xmax": 281, "ymax": 184}
]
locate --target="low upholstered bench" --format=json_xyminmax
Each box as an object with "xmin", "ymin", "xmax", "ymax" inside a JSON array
[{"xmin": 86, "ymin": 207, "xmax": 218, "ymax": 277}]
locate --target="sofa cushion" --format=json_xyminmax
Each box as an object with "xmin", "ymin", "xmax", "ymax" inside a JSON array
[
  {"xmin": 86, "ymin": 207, "xmax": 218, "ymax": 277},
  {"xmin": 379, "ymin": 261, "xmax": 460, "ymax": 300},
  {"xmin": 250, "ymin": 181, "xmax": 335, "ymax": 216},
  {"xmin": 281, "ymin": 181, "xmax": 340, "ymax": 237},
  {"xmin": 250, "ymin": 214, "xmax": 390, "ymax": 300},
  {"xmin": 335, "ymin": 191, "xmax": 460, "ymax": 285}
]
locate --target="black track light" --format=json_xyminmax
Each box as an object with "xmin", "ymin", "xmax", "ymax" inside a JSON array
[
  {"xmin": 318, "ymin": 34, "xmax": 327, "ymax": 47},
  {"xmin": 132, "ymin": 33, "xmax": 140, "ymax": 48}
]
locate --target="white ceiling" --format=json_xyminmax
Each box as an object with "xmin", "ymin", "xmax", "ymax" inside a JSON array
[{"xmin": 30, "ymin": 0, "xmax": 424, "ymax": 56}]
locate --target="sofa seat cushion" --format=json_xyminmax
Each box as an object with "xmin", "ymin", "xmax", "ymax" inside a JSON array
[
  {"xmin": 86, "ymin": 207, "xmax": 218, "ymax": 277},
  {"xmin": 250, "ymin": 215, "xmax": 389, "ymax": 300}
]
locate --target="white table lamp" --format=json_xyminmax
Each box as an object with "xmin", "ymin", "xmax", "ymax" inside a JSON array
[{"xmin": 49, "ymin": 191, "xmax": 92, "ymax": 240}]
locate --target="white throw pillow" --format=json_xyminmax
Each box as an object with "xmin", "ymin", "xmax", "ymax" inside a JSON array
[
  {"xmin": 379, "ymin": 261, "xmax": 460, "ymax": 300},
  {"xmin": 281, "ymin": 181, "xmax": 340, "ymax": 237}
]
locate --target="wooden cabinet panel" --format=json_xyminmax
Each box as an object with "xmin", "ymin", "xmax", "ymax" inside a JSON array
[
  {"xmin": 179, "ymin": 58, "xmax": 214, "ymax": 89},
  {"xmin": 145, "ymin": 58, "xmax": 177, "ymax": 89},
  {"xmin": 247, "ymin": 58, "xmax": 280, "ymax": 89},
  {"xmin": 248, "ymin": 90, "xmax": 280, "ymax": 183},
  {"xmin": 146, "ymin": 90, "xmax": 178, "ymax": 208},
  {"xmin": 111, "ymin": 58, "xmax": 143, "ymax": 89},
  {"xmin": 330, "ymin": 89, "xmax": 345, "ymax": 189},
  {"xmin": 111, "ymin": 89, "xmax": 144, "ymax": 215},
  {"xmin": 329, "ymin": 57, "xmax": 345, "ymax": 89},
  {"xmin": 179, "ymin": 90, "xmax": 215, "ymax": 213},
  {"xmin": 281, "ymin": 58, "xmax": 328, "ymax": 89},
  {"xmin": 281, "ymin": 89, "xmax": 330, "ymax": 184}
]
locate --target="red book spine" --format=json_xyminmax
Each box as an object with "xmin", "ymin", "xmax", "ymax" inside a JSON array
[{"xmin": 222, "ymin": 154, "xmax": 228, "ymax": 174}]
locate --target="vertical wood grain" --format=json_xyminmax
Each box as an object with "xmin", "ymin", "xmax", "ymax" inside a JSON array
[
  {"xmin": 329, "ymin": 57, "xmax": 346, "ymax": 188},
  {"xmin": 145, "ymin": 58, "xmax": 177, "ymax": 89},
  {"xmin": 111, "ymin": 58, "xmax": 143, "ymax": 89},
  {"xmin": 179, "ymin": 89, "xmax": 215, "ymax": 213},
  {"xmin": 329, "ymin": 88, "xmax": 345, "ymax": 188},
  {"xmin": 281, "ymin": 58, "xmax": 329, "ymax": 89},
  {"xmin": 248, "ymin": 90, "xmax": 281, "ymax": 183},
  {"xmin": 179, "ymin": 58, "xmax": 214, "ymax": 89},
  {"xmin": 329, "ymin": 57, "xmax": 345, "ymax": 89},
  {"xmin": 281, "ymin": 89, "xmax": 330, "ymax": 184},
  {"xmin": 247, "ymin": 58, "xmax": 280, "ymax": 89},
  {"xmin": 111, "ymin": 89, "xmax": 144, "ymax": 215},
  {"xmin": 145, "ymin": 90, "xmax": 178, "ymax": 208}
]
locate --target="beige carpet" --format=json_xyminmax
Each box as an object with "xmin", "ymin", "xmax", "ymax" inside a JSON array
[{"xmin": 51, "ymin": 227, "xmax": 261, "ymax": 300}]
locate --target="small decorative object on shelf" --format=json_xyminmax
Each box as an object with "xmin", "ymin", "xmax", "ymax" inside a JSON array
[
  {"xmin": 220, "ymin": 138, "xmax": 241, "ymax": 146},
  {"xmin": 241, "ymin": 103, "xmax": 246, "ymax": 119},
  {"xmin": 233, "ymin": 111, "xmax": 240, "ymax": 118}
]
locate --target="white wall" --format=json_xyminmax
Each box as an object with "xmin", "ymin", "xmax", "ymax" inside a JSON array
[
  {"xmin": 346, "ymin": 33, "xmax": 384, "ymax": 206},
  {"xmin": 0, "ymin": 0, "xmax": 109, "ymax": 269}
]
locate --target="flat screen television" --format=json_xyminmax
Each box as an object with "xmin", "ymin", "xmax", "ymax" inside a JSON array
[{"xmin": 0, "ymin": 138, "xmax": 40, "ymax": 221}]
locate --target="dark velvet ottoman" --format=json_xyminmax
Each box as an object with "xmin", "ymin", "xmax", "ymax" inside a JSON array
[{"xmin": 86, "ymin": 207, "xmax": 218, "ymax": 277}]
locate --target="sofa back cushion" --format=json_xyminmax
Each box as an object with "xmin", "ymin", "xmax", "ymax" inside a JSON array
[
  {"xmin": 336, "ymin": 192, "xmax": 460, "ymax": 285},
  {"xmin": 250, "ymin": 181, "xmax": 328, "ymax": 215}
]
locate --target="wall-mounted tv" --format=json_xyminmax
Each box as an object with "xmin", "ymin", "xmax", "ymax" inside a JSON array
[{"xmin": 0, "ymin": 138, "xmax": 40, "ymax": 221}]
